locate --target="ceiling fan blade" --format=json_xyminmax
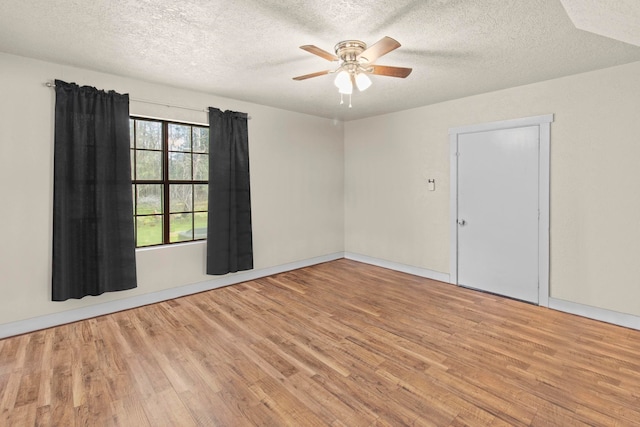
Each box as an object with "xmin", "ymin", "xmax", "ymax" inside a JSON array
[
  {"xmin": 300, "ymin": 45, "xmax": 338, "ymax": 61},
  {"xmin": 292, "ymin": 70, "xmax": 331, "ymax": 81},
  {"xmin": 370, "ymin": 65, "xmax": 413, "ymax": 78},
  {"xmin": 358, "ymin": 36, "xmax": 401, "ymax": 63}
]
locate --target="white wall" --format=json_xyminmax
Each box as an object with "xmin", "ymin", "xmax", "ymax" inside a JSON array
[
  {"xmin": 0, "ymin": 52, "xmax": 344, "ymax": 326},
  {"xmin": 345, "ymin": 60, "xmax": 640, "ymax": 317}
]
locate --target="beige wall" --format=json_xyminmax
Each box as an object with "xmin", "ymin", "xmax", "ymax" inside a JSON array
[
  {"xmin": 0, "ymin": 53, "xmax": 344, "ymax": 325},
  {"xmin": 345, "ymin": 60, "xmax": 640, "ymax": 317},
  {"xmin": 2, "ymin": 50, "xmax": 640, "ymax": 326}
]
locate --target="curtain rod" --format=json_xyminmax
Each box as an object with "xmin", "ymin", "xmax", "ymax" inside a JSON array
[{"xmin": 45, "ymin": 82, "xmax": 251, "ymax": 119}]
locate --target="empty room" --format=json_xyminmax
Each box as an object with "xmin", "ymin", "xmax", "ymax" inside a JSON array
[{"xmin": 1, "ymin": 0, "xmax": 640, "ymax": 425}]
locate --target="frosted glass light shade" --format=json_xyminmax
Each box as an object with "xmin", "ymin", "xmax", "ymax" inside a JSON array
[
  {"xmin": 355, "ymin": 72, "xmax": 372, "ymax": 91},
  {"xmin": 338, "ymin": 83, "xmax": 353, "ymax": 95},
  {"xmin": 334, "ymin": 70, "xmax": 352, "ymax": 93}
]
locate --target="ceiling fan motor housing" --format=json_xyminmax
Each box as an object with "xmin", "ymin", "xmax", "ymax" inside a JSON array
[
  {"xmin": 335, "ymin": 40, "xmax": 366, "ymax": 61},
  {"xmin": 335, "ymin": 40, "xmax": 371, "ymax": 74}
]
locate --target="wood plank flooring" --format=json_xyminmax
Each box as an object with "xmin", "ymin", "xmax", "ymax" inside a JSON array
[{"xmin": 2, "ymin": 259, "xmax": 640, "ymax": 426}]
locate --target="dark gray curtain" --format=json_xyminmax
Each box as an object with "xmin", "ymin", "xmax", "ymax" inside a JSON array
[
  {"xmin": 207, "ymin": 108, "xmax": 253, "ymax": 275},
  {"xmin": 52, "ymin": 80, "xmax": 137, "ymax": 301}
]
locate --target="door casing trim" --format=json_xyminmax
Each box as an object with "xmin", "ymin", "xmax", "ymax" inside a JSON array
[{"xmin": 448, "ymin": 114, "xmax": 553, "ymax": 307}]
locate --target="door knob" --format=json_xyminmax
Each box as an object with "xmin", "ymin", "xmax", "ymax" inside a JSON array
[{"xmin": 458, "ymin": 219, "xmax": 466, "ymax": 226}]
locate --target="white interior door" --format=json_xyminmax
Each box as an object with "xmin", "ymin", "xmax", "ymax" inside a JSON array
[{"xmin": 456, "ymin": 125, "xmax": 539, "ymax": 303}]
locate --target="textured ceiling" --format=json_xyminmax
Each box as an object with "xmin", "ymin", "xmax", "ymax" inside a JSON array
[
  {"xmin": 560, "ymin": 0, "xmax": 640, "ymax": 47},
  {"xmin": 1, "ymin": 0, "xmax": 640, "ymax": 120}
]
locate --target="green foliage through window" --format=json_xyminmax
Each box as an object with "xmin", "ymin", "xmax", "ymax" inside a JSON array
[{"xmin": 130, "ymin": 117, "xmax": 209, "ymax": 247}]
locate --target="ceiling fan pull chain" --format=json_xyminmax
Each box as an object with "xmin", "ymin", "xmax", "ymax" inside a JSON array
[
  {"xmin": 349, "ymin": 93, "xmax": 352, "ymax": 108},
  {"xmin": 340, "ymin": 93, "xmax": 344, "ymax": 105}
]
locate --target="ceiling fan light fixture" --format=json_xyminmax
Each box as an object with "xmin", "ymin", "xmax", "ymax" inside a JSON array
[
  {"xmin": 355, "ymin": 72, "xmax": 372, "ymax": 91},
  {"xmin": 334, "ymin": 70, "xmax": 351, "ymax": 91},
  {"xmin": 338, "ymin": 81, "xmax": 353, "ymax": 95}
]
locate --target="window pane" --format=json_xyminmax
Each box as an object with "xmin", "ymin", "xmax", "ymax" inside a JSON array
[
  {"xmin": 194, "ymin": 184, "xmax": 208, "ymax": 212},
  {"xmin": 169, "ymin": 152, "xmax": 192, "ymax": 180},
  {"xmin": 194, "ymin": 212, "xmax": 208, "ymax": 239},
  {"xmin": 170, "ymin": 213, "xmax": 193, "ymax": 243},
  {"xmin": 137, "ymin": 215, "xmax": 163, "ymax": 247},
  {"xmin": 132, "ymin": 185, "xmax": 136, "ymax": 215},
  {"xmin": 136, "ymin": 120, "xmax": 162, "ymax": 150},
  {"xmin": 168, "ymin": 124, "xmax": 191, "ymax": 152},
  {"xmin": 193, "ymin": 127, "xmax": 209, "ymax": 153},
  {"xmin": 193, "ymin": 154, "xmax": 208, "ymax": 181},
  {"xmin": 170, "ymin": 184, "xmax": 192, "ymax": 213},
  {"xmin": 136, "ymin": 184, "xmax": 163, "ymax": 215},
  {"xmin": 136, "ymin": 150, "xmax": 162, "ymax": 180},
  {"xmin": 130, "ymin": 119, "xmax": 134, "ymax": 148}
]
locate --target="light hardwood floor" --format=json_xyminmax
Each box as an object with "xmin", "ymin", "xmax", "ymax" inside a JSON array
[{"xmin": 2, "ymin": 259, "xmax": 640, "ymax": 426}]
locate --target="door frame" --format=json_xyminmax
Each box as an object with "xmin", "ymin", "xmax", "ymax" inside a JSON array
[{"xmin": 448, "ymin": 114, "xmax": 553, "ymax": 307}]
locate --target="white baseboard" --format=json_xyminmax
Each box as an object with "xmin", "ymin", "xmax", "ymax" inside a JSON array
[
  {"xmin": 0, "ymin": 252, "xmax": 344, "ymax": 339},
  {"xmin": 549, "ymin": 297, "xmax": 640, "ymax": 331},
  {"xmin": 5, "ymin": 253, "xmax": 639, "ymax": 339},
  {"xmin": 344, "ymin": 252, "xmax": 450, "ymax": 283},
  {"xmin": 344, "ymin": 253, "xmax": 640, "ymax": 331}
]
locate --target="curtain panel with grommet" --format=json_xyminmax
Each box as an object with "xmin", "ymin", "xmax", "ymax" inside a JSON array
[
  {"xmin": 206, "ymin": 108, "xmax": 253, "ymax": 275},
  {"xmin": 52, "ymin": 79, "xmax": 137, "ymax": 301}
]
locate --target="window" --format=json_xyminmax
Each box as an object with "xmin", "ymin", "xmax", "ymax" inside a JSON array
[{"xmin": 130, "ymin": 117, "xmax": 209, "ymax": 247}]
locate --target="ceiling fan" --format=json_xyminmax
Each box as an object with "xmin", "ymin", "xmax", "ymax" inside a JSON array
[{"xmin": 293, "ymin": 36, "xmax": 412, "ymax": 107}]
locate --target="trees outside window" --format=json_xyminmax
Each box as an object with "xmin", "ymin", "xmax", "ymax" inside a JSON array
[{"xmin": 130, "ymin": 118, "xmax": 209, "ymax": 247}]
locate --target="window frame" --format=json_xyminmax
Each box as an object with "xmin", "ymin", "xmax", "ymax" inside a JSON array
[{"xmin": 130, "ymin": 116, "xmax": 209, "ymax": 248}]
